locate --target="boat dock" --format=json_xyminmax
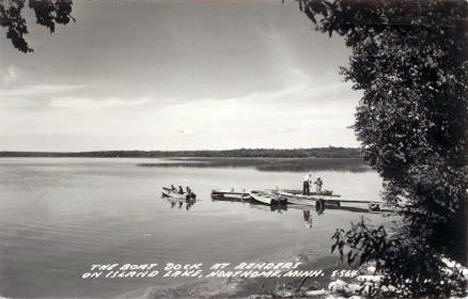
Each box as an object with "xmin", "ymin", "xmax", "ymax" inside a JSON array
[
  {"xmin": 211, "ymin": 188, "xmax": 384, "ymax": 211},
  {"xmin": 212, "ymin": 188, "xmax": 381, "ymax": 206},
  {"xmin": 276, "ymin": 190, "xmax": 383, "ymax": 209},
  {"xmin": 277, "ymin": 191, "xmax": 383, "ymax": 204}
]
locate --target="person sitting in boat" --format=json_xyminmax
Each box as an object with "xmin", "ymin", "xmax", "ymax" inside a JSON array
[
  {"xmin": 185, "ymin": 191, "xmax": 196, "ymax": 202},
  {"xmin": 171, "ymin": 184, "xmax": 176, "ymax": 191},
  {"xmin": 178, "ymin": 186, "xmax": 184, "ymax": 194},
  {"xmin": 314, "ymin": 177, "xmax": 323, "ymax": 193},
  {"xmin": 303, "ymin": 173, "xmax": 311, "ymax": 195},
  {"xmin": 186, "ymin": 186, "xmax": 191, "ymax": 194}
]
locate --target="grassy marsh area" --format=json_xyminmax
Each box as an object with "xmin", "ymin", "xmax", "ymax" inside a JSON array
[{"xmin": 138, "ymin": 157, "xmax": 370, "ymax": 172}]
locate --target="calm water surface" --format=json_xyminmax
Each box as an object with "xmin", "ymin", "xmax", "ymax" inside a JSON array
[{"xmin": 0, "ymin": 158, "xmax": 385, "ymax": 298}]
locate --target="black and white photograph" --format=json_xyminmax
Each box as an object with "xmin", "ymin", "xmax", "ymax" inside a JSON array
[{"xmin": 0, "ymin": 0, "xmax": 467, "ymax": 298}]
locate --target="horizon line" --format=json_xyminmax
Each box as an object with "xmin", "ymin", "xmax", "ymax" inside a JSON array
[{"xmin": 0, "ymin": 146, "xmax": 360, "ymax": 153}]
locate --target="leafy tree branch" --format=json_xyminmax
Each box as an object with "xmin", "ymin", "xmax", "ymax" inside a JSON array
[{"xmin": 0, "ymin": 0, "xmax": 74, "ymax": 52}]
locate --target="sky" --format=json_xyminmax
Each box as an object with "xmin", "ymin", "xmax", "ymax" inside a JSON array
[{"xmin": 0, "ymin": 0, "xmax": 361, "ymax": 151}]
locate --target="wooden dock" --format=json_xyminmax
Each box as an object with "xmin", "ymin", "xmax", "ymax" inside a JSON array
[
  {"xmin": 278, "ymin": 189, "xmax": 340, "ymax": 197},
  {"xmin": 211, "ymin": 188, "xmax": 384, "ymax": 210},
  {"xmin": 275, "ymin": 190, "xmax": 384, "ymax": 210},
  {"xmin": 278, "ymin": 191, "xmax": 383, "ymax": 204}
]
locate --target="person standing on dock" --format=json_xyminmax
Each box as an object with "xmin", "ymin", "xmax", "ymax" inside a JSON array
[
  {"xmin": 303, "ymin": 173, "xmax": 311, "ymax": 195},
  {"xmin": 314, "ymin": 177, "xmax": 323, "ymax": 193}
]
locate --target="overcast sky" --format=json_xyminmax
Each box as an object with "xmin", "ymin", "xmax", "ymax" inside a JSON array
[{"xmin": 0, "ymin": 0, "xmax": 361, "ymax": 151}]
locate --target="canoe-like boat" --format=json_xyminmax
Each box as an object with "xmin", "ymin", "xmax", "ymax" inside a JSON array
[
  {"xmin": 161, "ymin": 187, "xmax": 175, "ymax": 197},
  {"xmin": 249, "ymin": 190, "xmax": 287, "ymax": 206},
  {"xmin": 161, "ymin": 187, "xmax": 195, "ymax": 200},
  {"xmin": 211, "ymin": 189, "xmax": 251, "ymax": 200}
]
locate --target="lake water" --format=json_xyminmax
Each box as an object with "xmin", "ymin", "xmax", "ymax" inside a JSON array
[{"xmin": 0, "ymin": 158, "xmax": 386, "ymax": 298}]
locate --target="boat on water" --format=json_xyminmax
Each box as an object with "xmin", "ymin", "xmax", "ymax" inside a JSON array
[
  {"xmin": 249, "ymin": 190, "xmax": 287, "ymax": 206},
  {"xmin": 161, "ymin": 187, "xmax": 175, "ymax": 197},
  {"xmin": 211, "ymin": 189, "xmax": 251, "ymax": 200},
  {"xmin": 161, "ymin": 186, "xmax": 196, "ymax": 200}
]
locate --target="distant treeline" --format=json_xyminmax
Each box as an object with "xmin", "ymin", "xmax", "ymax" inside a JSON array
[{"xmin": 0, "ymin": 147, "xmax": 361, "ymax": 159}]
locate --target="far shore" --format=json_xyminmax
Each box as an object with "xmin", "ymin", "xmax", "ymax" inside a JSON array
[
  {"xmin": 0, "ymin": 149, "xmax": 372, "ymax": 172},
  {"xmin": 0, "ymin": 147, "xmax": 361, "ymax": 159}
]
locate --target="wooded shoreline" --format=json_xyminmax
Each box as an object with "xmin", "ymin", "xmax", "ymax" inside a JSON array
[{"xmin": 0, "ymin": 147, "xmax": 361, "ymax": 159}]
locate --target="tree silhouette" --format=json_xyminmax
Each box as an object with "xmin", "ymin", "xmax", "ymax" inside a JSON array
[
  {"xmin": 297, "ymin": 0, "xmax": 467, "ymax": 297},
  {"xmin": 0, "ymin": 0, "xmax": 74, "ymax": 53}
]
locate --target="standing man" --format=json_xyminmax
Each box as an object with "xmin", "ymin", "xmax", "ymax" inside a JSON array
[
  {"xmin": 303, "ymin": 173, "xmax": 311, "ymax": 195},
  {"xmin": 314, "ymin": 177, "xmax": 323, "ymax": 193}
]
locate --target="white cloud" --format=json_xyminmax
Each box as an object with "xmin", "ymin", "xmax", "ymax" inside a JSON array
[
  {"xmin": 0, "ymin": 84, "xmax": 86, "ymax": 97},
  {"xmin": 49, "ymin": 96, "xmax": 151, "ymax": 109}
]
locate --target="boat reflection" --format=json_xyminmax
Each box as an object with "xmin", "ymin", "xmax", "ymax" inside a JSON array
[
  {"xmin": 166, "ymin": 197, "xmax": 197, "ymax": 210},
  {"xmin": 211, "ymin": 195, "xmax": 288, "ymax": 213},
  {"xmin": 248, "ymin": 202, "xmax": 288, "ymax": 213}
]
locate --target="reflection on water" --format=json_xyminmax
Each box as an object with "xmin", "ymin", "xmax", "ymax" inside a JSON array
[
  {"xmin": 211, "ymin": 194, "xmax": 386, "ymax": 230},
  {"xmin": 0, "ymin": 158, "xmax": 387, "ymax": 298},
  {"xmin": 210, "ymin": 196, "xmax": 288, "ymax": 214},
  {"xmin": 166, "ymin": 197, "xmax": 197, "ymax": 210},
  {"xmin": 303, "ymin": 210, "xmax": 313, "ymax": 228}
]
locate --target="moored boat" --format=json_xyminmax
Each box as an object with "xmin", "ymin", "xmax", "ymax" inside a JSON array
[
  {"xmin": 249, "ymin": 190, "xmax": 287, "ymax": 206},
  {"xmin": 211, "ymin": 189, "xmax": 251, "ymax": 200}
]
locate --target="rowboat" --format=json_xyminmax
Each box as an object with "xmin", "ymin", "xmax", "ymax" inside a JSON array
[
  {"xmin": 161, "ymin": 187, "xmax": 195, "ymax": 200},
  {"xmin": 162, "ymin": 191, "xmax": 186, "ymax": 200},
  {"xmin": 211, "ymin": 189, "xmax": 251, "ymax": 200},
  {"xmin": 249, "ymin": 190, "xmax": 287, "ymax": 206},
  {"xmin": 161, "ymin": 187, "xmax": 175, "ymax": 197}
]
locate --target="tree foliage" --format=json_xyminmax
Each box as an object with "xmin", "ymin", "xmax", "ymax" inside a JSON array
[
  {"xmin": 0, "ymin": 0, "xmax": 74, "ymax": 52},
  {"xmin": 297, "ymin": 0, "xmax": 468, "ymax": 297}
]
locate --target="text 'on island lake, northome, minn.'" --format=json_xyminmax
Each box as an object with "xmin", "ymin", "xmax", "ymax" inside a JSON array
[{"xmin": 81, "ymin": 262, "xmax": 360, "ymax": 279}]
